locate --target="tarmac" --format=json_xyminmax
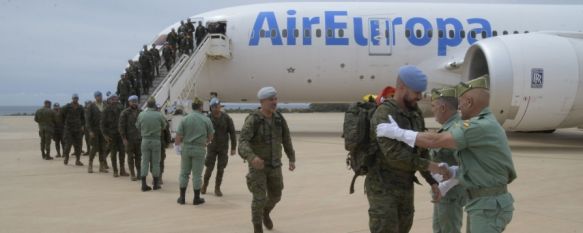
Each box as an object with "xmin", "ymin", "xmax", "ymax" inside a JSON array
[{"xmin": 1, "ymin": 113, "xmax": 583, "ymax": 233}]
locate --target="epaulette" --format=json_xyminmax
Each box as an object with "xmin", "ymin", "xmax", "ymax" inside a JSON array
[{"xmin": 463, "ymin": 120, "xmax": 471, "ymax": 129}]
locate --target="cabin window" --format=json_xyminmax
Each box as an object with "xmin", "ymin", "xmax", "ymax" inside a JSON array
[
  {"xmin": 524, "ymin": 30, "xmax": 529, "ymax": 34},
  {"xmin": 271, "ymin": 29, "xmax": 277, "ymax": 38},
  {"xmin": 492, "ymin": 30, "xmax": 498, "ymax": 36},
  {"xmin": 438, "ymin": 30, "xmax": 444, "ymax": 38},
  {"xmin": 481, "ymin": 31, "xmax": 487, "ymax": 38},
  {"xmin": 316, "ymin": 29, "xmax": 322, "ymax": 38},
  {"xmin": 304, "ymin": 29, "xmax": 311, "ymax": 38},
  {"xmin": 513, "ymin": 30, "xmax": 519, "ymax": 34},
  {"xmin": 427, "ymin": 30, "xmax": 433, "ymax": 38},
  {"xmin": 405, "ymin": 29, "xmax": 411, "ymax": 38},
  {"xmin": 449, "ymin": 30, "xmax": 455, "ymax": 38},
  {"xmin": 385, "ymin": 29, "xmax": 390, "ymax": 38},
  {"xmin": 415, "ymin": 29, "xmax": 422, "ymax": 38},
  {"xmin": 282, "ymin": 29, "xmax": 288, "ymax": 38},
  {"xmin": 503, "ymin": 30, "xmax": 508, "ymax": 35},
  {"xmin": 470, "ymin": 31, "xmax": 476, "ymax": 39},
  {"xmin": 338, "ymin": 29, "xmax": 345, "ymax": 38},
  {"xmin": 294, "ymin": 29, "xmax": 299, "ymax": 38},
  {"xmin": 327, "ymin": 29, "xmax": 333, "ymax": 38},
  {"xmin": 260, "ymin": 29, "xmax": 266, "ymax": 38},
  {"xmin": 460, "ymin": 30, "xmax": 466, "ymax": 39}
]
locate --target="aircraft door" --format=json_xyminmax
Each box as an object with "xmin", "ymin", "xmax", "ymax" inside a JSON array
[{"xmin": 368, "ymin": 18, "xmax": 392, "ymax": 56}]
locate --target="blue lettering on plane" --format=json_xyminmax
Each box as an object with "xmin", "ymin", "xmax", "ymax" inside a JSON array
[{"xmin": 248, "ymin": 10, "xmax": 493, "ymax": 56}]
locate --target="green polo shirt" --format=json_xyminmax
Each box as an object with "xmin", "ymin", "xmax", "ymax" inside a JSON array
[
  {"xmin": 450, "ymin": 107, "xmax": 517, "ymax": 210},
  {"xmin": 177, "ymin": 111, "xmax": 214, "ymax": 148},
  {"xmin": 430, "ymin": 113, "xmax": 461, "ymax": 166},
  {"xmin": 136, "ymin": 108, "xmax": 167, "ymax": 140}
]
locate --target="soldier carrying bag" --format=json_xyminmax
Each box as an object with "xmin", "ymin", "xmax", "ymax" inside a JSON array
[{"xmin": 342, "ymin": 101, "xmax": 378, "ymax": 194}]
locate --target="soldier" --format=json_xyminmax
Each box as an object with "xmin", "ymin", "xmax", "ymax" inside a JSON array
[
  {"xmin": 61, "ymin": 93, "xmax": 85, "ymax": 166},
  {"xmin": 175, "ymin": 98, "xmax": 214, "ymax": 205},
  {"xmin": 149, "ymin": 44, "xmax": 161, "ymax": 76},
  {"xmin": 162, "ymin": 43, "xmax": 174, "ymax": 72},
  {"xmin": 428, "ymin": 87, "xmax": 466, "ymax": 233},
  {"xmin": 34, "ymin": 100, "xmax": 55, "ymax": 160},
  {"xmin": 160, "ymin": 117, "xmax": 171, "ymax": 185},
  {"xmin": 376, "ymin": 75, "xmax": 517, "ymax": 233},
  {"xmin": 53, "ymin": 103, "xmax": 65, "ymax": 157},
  {"xmin": 366, "ymin": 66, "xmax": 444, "ymax": 233},
  {"xmin": 166, "ymin": 28, "xmax": 179, "ymax": 56},
  {"xmin": 86, "ymin": 91, "xmax": 108, "ymax": 173},
  {"xmin": 83, "ymin": 100, "xmax": 92, "ymax": 156},
  {"xmin": 177, "ymin": 20, "xmax": 186, "ymax": 34},
  {"xmin": 117, "ymin": 74, "xmax": 132, "ymax": 108},
  {"xmin": 201, "ymin": 98, "xmax": 236, "ymax": 197},
  {"xmin": 238, "ymin": 87, "xmax": 296, "ymax": 233},
  {"xmin": 195, "ymin": 21, "xmax": 207, "ymax": 47},
  {"xmin": 101, "ymin": 94, "xmax": 128, "ymax": 177},
  {"xmin": 139, "ymin": 50, "xmax": 152, "ymax": 94},
  {"xmin": 186, "ymin": 18, "xmax": 195, "ymax": 43},
  {"xmin": 119, "ymin": 95, "xmax": 142, "ymax": 181},
  {"xmin": 136, "ymin": 98, "xmax": 167, "ymax": 192}
]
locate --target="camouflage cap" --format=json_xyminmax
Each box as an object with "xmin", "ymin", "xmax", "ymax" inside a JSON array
[
  {"xmin": 456, "ymin": 75, "xmax": 490, "ymax": 97},
  {"xmin": 53, "ymin": 103, "xmax": 60, "ymax": 107},
  {"xmin": 192, "ymin": 97, "xmax": 203, "ymax": 106},
  {"xmin": 431, "ymin": 87, "xmax": 457, "ymax": 101}
]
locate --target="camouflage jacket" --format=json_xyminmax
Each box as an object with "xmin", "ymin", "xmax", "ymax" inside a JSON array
[
  {"xmin": 34, "ymin": 107, "xmax": 56, "ymax": 131},
  {"xmin": 85, "ymin": 102, "xmax": 104, "ymax": 135},
  {"xmin": 119, "ymin": 107, "xmax": 141, "ymax": 143},
  {"xmin": 61, "ymin": 103, "xmax": 85, "ymax": 132},
  {"xmin": 117, "ymin": 79, "xmax": 132, "ymax": 97},
  {"xmin": 207, "ymin": 112, "xmax": 236, "ymax": 150},
  {"xmin": 238, "ymin": 110, "xmax": 295, "ymax": 167},
  {"xmin": 370, "ymin": 99, "xmax": 436, "ymax": 185},
  {"xmin": 101, "ymin": 103, "xmax": 124, "ymax": 138},
  {"xmin": 54, "ymin": 110, "xmax": 64, "ymax": 133}
]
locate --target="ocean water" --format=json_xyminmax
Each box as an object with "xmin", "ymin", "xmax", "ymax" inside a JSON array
[{"xmin": 0, "ymin": 106, "xmax": 38, "ymax": 116}]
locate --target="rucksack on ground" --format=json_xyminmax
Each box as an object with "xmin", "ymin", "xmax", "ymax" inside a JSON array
[{"xmin": 342, "ymin": 101, "xmax": 378, "ymax": 194}]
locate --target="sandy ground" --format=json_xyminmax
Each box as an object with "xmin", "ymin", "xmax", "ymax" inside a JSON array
[{"xmin": 1, "ymin": 113, "xmax": 583, "ymax": 233}]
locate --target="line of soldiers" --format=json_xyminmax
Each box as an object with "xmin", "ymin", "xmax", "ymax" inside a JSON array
[
  {"xmin": 165, "ymin": 19, "xmax": 208, "ymax": 60},
  {"xmin": 117, "ymin": 44, "xmax": 161, "ymax": 107}
]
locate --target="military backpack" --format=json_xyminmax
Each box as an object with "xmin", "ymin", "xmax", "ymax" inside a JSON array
[{"xmin": 342, "ymin": 101, "xmax": 378, "ymax": 194}]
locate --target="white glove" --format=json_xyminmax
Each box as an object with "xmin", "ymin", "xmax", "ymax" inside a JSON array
[
  {"xmin": 432, "ymin": 163, "xmax": 460, "ymax": 196},
  {"xmin": 376, "ymin": 115, "xmax": 418, "ymax": 147},
  {"xmin": 174, "ymin": 144, "xmax": 182, "ymax": 155}
]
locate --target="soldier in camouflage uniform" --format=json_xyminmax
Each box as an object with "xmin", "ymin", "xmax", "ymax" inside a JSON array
[
  {"xmin": 149, "ymin": 44, "xmax": 160, "ymax": 76},
  {"xmin": 61, "ymin": 93, "xmax": 85, "ymax": 166},
  {"xmin": 83, "ymin": 100, "xmax": 92, "ymax": 156},
  {"xmin": 367, "ymin": 66, "xmax": 444, "ymax": 233},
  {"xmin": 117, "ymin": 74, "xmax": 132, "ymax": 108},
  {"xmin": 53, "ymin": 103, "xmax": 65, "ymax": 157},
  {"xmin": 86, "ymin": 91, "xmax": 108, "ymax": 173},
  {"xmin": 376, "ymin": 76, "xmax": 517, "ymax": 233},
  {"xmin": 160, "ymin": 118, "xmax": 171, "ymax": 185},
  {"xmin": 119, "ymin": 95, "xmax": 142, "ymax": 181},
  {"xmin": 175, "ymin": 98, "xmax": 213, "ymax": 205},
  {"xmin": 428, "ymin": 87, "xmax": 467, "ymax": 233},
  {"xmin": 201, "ymin": 98, "xmax": 236, "ymax": 197},
  {"xmin": 34, "ymin": 100, "xmax": 56, "ymax": 160},
  {"xmin": 101, "ymin": 94, "xmax": 128, "ymax": 177},
  {"xmin": 162, "ymin": 43, "xmax": 174, "ymax": 72},
  {"xmin": 239, "ymin": 87, "xmax": 296, "ymax": 233}
]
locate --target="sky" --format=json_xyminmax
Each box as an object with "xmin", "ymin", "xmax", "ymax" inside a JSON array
[{"xmin": 0, "ymin": 0, "xmax": 580, "ymax": 106}]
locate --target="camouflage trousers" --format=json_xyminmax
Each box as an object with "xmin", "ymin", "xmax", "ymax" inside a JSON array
[
  {"xmin": 64, "ymin": 129, "xmax": 83, "ymax": 159},
  {"xmin": 140, "ymin": 139, "xmax": 160, "ymax": 178},
  {"xmin": 108, "ymin": 134, "xmax": 125, "ymax": 173},
  {"xmin": 365, "ymin": 172, "xmax": 414, "ymax": 233},
  {"xmin": 204, "ymin": 147, "xmax": 229, "ymax": 184},
  {"xmin": 89, "ymin": 133, "xmax": 107, "ymax": 165},
  {"xmin": 246, "ymin": 166, "xmax": 283, "ymax": 225},
  {"xmin": 433, "ymin": 185, "xmax": 467, "ymax": 233},
  {"xmin": 53, "ymin": 131, "xmax": 64, "ymax": 155},
  {"xmin": 126, "ymin": 140, "xmax": 141, "ymax": 176},
  {"xmin": 179, "ymin": 145, "xmax": 205, "ymax": 189},
  {"xmin": 38, "ymin": 129, "xmax": 53, "ymax": 158}
]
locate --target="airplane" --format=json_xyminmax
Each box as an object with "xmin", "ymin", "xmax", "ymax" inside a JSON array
[{"xmin": 139, "ymin": 2, "xmax": 583, "ymax": 132}]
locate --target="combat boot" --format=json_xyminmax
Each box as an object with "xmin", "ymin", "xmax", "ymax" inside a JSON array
[
  {"xmin": 215, "ymin": 185, "xmax": 223, "ymax": 197},
  {"xmin": 141, "ymin": 177, "xmax": 152, "ymax": 192},
  {"xmin": 153, "ymin": 177, "xmax": 161, "ymax": 190},
  {"xmin": 193, "ymin": 189, "xmax": 205, "ymax": 205},
  {"xmin": 112, "ymin": 161, "xmax": 119, "ymax": 177},
  {"xmin": 63, "ymin": 154, "xmax": 69, "ymax": 165},
  {"xmin": 75, "ymin": 155, "xmax": 83, "ymax": 166},
  {"xmin": 201, "ymin": 168, "xmax": 212, "ymax": 194},
  {"xmin": 99, "ymin": 162, "xmax": 109, "ymax": 173},
  {"xmin": 263, "ymin": 208, "xmax": 273, "ymax": 230},
  {"xmin": 120, "ymin": 167, "xmax": 129, "ymax": 177},
  {"xmin": 159, "ymin": 174, "xmax": 164, "ymax": 185},
  {"xmin": 177, "ymin": 187, "xmax": 186, "ymax": 205},
  {"xmin": 254, "ymin": 223, "xmax": 264, "ymax": 233},
  {"xmin": 45, "ymin": 155, "xmax": 54, "ymax": 160},
  {"xmin": 87, "ymin": 160, "xmax": 93, "ymax": 173},
  {"xmin": 215, "ymin": 169, "xmax": 224, "ymax": 197}
]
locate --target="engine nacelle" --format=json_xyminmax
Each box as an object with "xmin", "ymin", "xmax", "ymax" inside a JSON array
[{"xmin": 462, "ymin": 32, "xmax": 583, "ymax": 131}]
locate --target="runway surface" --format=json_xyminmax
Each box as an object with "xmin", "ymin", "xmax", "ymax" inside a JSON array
[{"xmin": 1, "ymin": 113, "xmax": 582, "ymax": 233}]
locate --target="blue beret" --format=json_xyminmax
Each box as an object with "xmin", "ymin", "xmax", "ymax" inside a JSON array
[
  {"xmin": 257, "ymin": 86, "xmax": 277, "ymax": 100},
  {"xmin": 128, "ymin": 95, "xmax": 138, "ymax": 102},
  {"xmin": 209, "ymin": 97, "xmax": 221, "ymax": 106},
  {"xmin": 398, "ymin": 65, "xmax": 427, "ymax": 92},
  {"xmin": 72, "ymin": 93, "xmax": 79, "ymax": 98},
  {"xmin": 94, "ymin": 91, "xmax": 102, "ymax": 97}
]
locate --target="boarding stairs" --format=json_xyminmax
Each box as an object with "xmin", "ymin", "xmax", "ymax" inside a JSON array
[{"xmin": 140, "ymin": 33, "xmax": 231, "ymax": 113}]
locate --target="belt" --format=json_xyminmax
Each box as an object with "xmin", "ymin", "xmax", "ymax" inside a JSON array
[{"xmin": 467, "ymin": 185, "xmax": 508, "ymax": 199}]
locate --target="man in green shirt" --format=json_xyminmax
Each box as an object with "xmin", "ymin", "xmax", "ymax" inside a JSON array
[
  {"xmin": 376, "ymin": 75, "xmax": 517, "ymax": 233},
  {"xmin": 34, "ymin": 100, "xmax": 56, "ymax": 160},
  {"xmin": 136, "ymin": 98, "xmax": 167, "ymax": 192},
  {"xmin": 238, "ymin": 87, "xmax": 296, "ymax": 233},
  {"xmin": 175, "ymin": 98, "xmax": 214, "ymax": 205},
  {"xmin": 428, "ymin": 87, "xmax": 466, "ymax": 233}
]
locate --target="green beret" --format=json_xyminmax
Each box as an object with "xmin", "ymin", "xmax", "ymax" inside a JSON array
[
  {"xmin": 431, "ymin": 87, "xmax": 457, "ymax": 101},
  {"xmin": 456, "ymin": 75, "xmax": 489, "ymax": 97}
]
